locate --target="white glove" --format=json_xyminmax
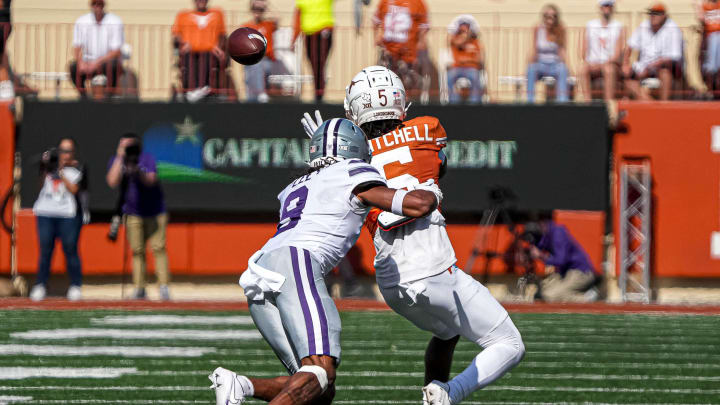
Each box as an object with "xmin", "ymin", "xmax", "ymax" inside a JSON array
[
  {"xmin": 408, "ymin": 179, "xmax": 443, "ymax": 204},
  {"xmin": 300, "ymin": 110, "xmax": 324, "ymax": 138}
]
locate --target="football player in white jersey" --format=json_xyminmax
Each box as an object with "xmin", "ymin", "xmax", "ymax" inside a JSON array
[
  {"xmin": 209, "ymin": 118, "xmax": 442, "ymax": 405},
  {"xmin": 301, "ymin": 66, "xmax": 525, "ymax": 405}
]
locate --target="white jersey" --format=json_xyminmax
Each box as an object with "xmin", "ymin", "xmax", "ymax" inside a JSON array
[
  {"xmin": 363, "ymin": 116, "xmax": 456, "ymax": 289},
  {"xmin": 261, "ymin": 159, "xmax": 386, "ymax": 274},
  {"xmin": 372, "ymin": 210, "xmax": 457, "ymax": 288},
  {"xmin": 585, "ymin": 19, "xmax": 623, "ymax": 64}
]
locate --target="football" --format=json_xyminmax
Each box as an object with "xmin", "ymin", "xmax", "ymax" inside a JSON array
[{"xmin": 228, "ymin": 27, "xmax": 267, "ymax": 65}]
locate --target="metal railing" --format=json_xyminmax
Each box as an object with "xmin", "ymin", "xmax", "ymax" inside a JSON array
[{"xmin": 2, "ymin": 15, "xmax": 712, "ymax": 102}]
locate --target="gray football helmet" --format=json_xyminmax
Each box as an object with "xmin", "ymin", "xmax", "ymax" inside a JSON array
[{"xmin": 308, "ymin": 118, "xmax": 371, "ymax": 168}]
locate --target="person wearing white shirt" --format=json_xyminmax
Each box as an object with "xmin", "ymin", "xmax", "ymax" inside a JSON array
[
  {"xmin": 579, "ymin": 0, "xmax": 626, "ymax": 101},
  {"xmin": 69, "ymin": 0, "xmax": 124, "ymax": 97},
  {"xmin": 622, "ymin": 2, "xmax": 683, "ymax": 100},
  {"xmin": 29, "ymin": 138, "xmax": 84, "ymax": 302}
]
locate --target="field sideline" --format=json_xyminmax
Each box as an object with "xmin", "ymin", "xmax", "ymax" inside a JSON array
[{"xmin": 1, "ymin": 300, "xmax": 719, "ymax": 405}]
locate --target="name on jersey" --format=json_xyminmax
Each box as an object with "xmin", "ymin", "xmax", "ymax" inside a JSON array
[{"xmin": 370, "ymin": 124, "xmax": 432, "ymax": 152}]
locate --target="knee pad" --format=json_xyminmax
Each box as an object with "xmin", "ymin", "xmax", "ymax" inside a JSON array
[{"xmin": 297, "ymin": 365, "xmax": 329, "ymax": 392}]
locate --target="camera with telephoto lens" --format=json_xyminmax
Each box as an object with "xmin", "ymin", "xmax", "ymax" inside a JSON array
[
  {"xmin": 124, "ymin": 143, "xmax": 141, "ymax": 166},
  {"xmin": 39, "ymin": 148, "xmax": 59, "ymax": 174}
]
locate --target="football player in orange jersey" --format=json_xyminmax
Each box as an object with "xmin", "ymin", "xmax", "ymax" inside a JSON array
[{"xmin": 301, "ymin": 66, "xmax": 525, "ymax": 405}]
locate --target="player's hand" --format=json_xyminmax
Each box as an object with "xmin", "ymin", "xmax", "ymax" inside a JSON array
[
  {"xmin": 408, "ymin": 179, "xmax": 443, "ymax": 204},
  {"xmin": 301, "ymin": 110, "xmax": 324, "ymax": 138}
]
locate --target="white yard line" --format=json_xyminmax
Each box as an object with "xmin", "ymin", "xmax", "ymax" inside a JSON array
[
  {"xmin": 0, "ymin": 396, "xmax": 33, "ymax": 405},
  {"xmin": 10, "ymin": 328, "xmax": 260, "ymax": 341},
  {"xmin": 90, "ymin": 315, "xmax": 253, "ymax": 326},
  {"xmin": 0, "ymin": 345, "xmax": 215, "ymax": 358},
  {"xmin": 0, "ymin": 368, "xmax": 138, "ymax": 380},
  {"xmin": 137, "ymin": 370, "xmax": 720, "ymax": 382},
  {"xmin": 2, "ymin": 385, "xmax": 719, "ymax": 395}
]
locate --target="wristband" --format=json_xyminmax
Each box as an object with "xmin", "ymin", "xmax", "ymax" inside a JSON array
[{"xmin": 391, "ymin": 189, "xmax": 408, "ymax": 216}]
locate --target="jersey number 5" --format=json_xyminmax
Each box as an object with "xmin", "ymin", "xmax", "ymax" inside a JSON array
[
  {"xmin": 275, "ymin": 186, "xmax": 309, "ymax": 235},
  {"xmin": 371, "ymin": 146, "xmax": 420, "ymax": 189}
]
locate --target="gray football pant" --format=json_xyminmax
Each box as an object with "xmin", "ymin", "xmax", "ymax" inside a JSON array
[{"xmin": 249, "ymin": 246, "xmax": 341, "ymax": 374}]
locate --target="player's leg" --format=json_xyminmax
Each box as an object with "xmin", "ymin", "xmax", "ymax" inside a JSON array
[
  {"xmin": 422, "ymin": 269, "xmax": 525, "ymax": 405},
  {"xmin": 269, "ymin": 246, "xmax": 341, "ymax": 404},
  {"xmin": 424, "ymin": 335, "xmax": 460, "ymax": 384}
]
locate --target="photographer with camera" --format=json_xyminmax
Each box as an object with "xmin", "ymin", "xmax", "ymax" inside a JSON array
[
  {"xmin": 29, "ymin": 138, "xmax": 84, "ymax": 301},
  {"xmin": 106, "ymin": 133, "xmax": 169, "ymax": 300},
  {"xmin": 523, "ymin": 220, "xmax": 600, "ymax": 303}
]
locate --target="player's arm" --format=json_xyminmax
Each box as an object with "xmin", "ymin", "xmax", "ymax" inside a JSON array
[{"xmin": 353, "ymin": 183, "xmax": 437, "ymax": 218}]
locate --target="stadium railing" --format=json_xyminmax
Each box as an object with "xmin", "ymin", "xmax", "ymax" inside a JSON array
[{"xmin": 1, "ymin": 14, "xmax": 713, "ymax": 102}]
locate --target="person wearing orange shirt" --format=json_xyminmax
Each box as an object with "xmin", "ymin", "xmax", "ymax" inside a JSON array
[
  {"xmin": 447, "ymin": 15, "xmax": 485, "ymax": 104},
  {"xmin": 172, "ymin": 0, "xmax": 228, "ymax": 97},
  {"xmin": 697, "ymin": 0, "xmax": 720, "ymax": 92},
  {"xmin": 300, "ymin": 66, "xmax": 525, "ymax": 405},
  {"xmin": 242, "ymin": 0, "xmax": 279, "ymax": 102},
  {"xmin": 373, "ymin": 0, "xmax": 429, "ymax": 98}
]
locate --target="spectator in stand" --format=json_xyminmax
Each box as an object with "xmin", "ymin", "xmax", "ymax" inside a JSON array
[
  {"xmin": 373, "ymin": 0, "xmax": 429, "ymax": 99},
  {"xmin": 292, "ymin": 0, "xmax": 334, "ymax": 102},
  {"xmin": 527, "ymin": 4, "xmax": 569, "ymax": 103},
  {"xmin": 447, "ymin": 14, "xmax": 485, "ymax": 104},
  {"xmin": 579, "ymin": 0, "xmax": 626, "ymax": 101},
  {"xmin": 243, "ymin": 0, "xmax": 278, "ymax": 103},
  {"xmin": 523, "ymin": 221, "xmax": 600, "ymax": 303},
  {"xmin": 172, "ymin": 0, "xmax": 229, "ymax": 98},
  {"xmin": 30, "ymin": 138, "xmax": 84, "ymax": 301},
  {"xmin": 106, "ymin": 134, "xmax": 170, "ymax": 300},
  {"xmin": 69, "ymin": 0, "xmax": 124, "ymax": 97},
  {"xmin": 0, "ymin": 0, "xmax": 14, "ymax": 101},
  {"xmin": 622, "ymin": 3, "xmax": 683, "ymax": 101},
  {"xmin": 696, "ymin": 0, "xmax": 720, "ymax": 94}
]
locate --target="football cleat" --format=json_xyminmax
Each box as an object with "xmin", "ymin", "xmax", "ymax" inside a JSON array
[
  {"xmin": 422, "ymin": 381, "xmax": 451, "ymax": 405},
  {"xmin": 209, "ymin": 367, "xmax": 246, "ymax": 405}
]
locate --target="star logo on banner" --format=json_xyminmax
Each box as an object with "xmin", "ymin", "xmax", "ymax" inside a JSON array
[{"xmin": 174, "ymin": 116, "xmax": 202, "ymax": 145}]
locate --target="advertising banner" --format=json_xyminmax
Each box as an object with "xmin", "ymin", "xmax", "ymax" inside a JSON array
[{"xmin": 19, "ymin": 101, "xmax": 609, "ymax": 214}]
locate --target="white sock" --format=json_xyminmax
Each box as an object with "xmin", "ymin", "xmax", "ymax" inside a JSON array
[
  {"xmin": 447, "ymin": 319, "xmax": 525, "ymax": 404},
  {"xmin": 236, "ymin": 375, "xmax": 255, "ymax": 397}
]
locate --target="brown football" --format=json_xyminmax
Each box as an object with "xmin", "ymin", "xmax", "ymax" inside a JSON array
[{"xmin": 228, "ymin": 27, "xmax": 267, "ymax": 65}]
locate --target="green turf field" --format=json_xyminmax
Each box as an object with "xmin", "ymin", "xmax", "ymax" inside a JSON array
[{"xmin": 0, "ymin": 309, "xmax": 719, "ymax": 404}]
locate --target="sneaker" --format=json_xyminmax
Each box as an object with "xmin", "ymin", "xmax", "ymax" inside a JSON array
[
  {"xmin": 209, "ymin": 367, "xmax": 247, "ymax": 405},
  {"xmin": 66, "ymin": 285, "xmax": 82, "ymax": 301},
  {"xmin": 257, "ymin": 92, "xmax": 269, "ymax": 103},
  {"xmin": 422, "ymin": 381, "xmax": 451, "ymax": 405},
  {"xmin": 130, "ymin": 288, "xmax": 146, "ymax": 300},
  {"xmin": 159, "ymin": 285, "xmax": 170, "ymax": 301},
  {"xmin": 583, "ymin": 287, "xmax": 600, "ymax": 302},
  {"xmin": 29, "ymin": 284, "xmax": 46, "ymax": 301}
]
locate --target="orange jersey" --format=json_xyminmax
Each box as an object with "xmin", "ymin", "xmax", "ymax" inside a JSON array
[
  {"xmin": 703, "ymin": 1, "xmax": 720, "ymax": 33},
  {"xmin": 243, "ymin": 19, "xmax": 277, "ymax": 60},
  {"xmin": 451, "ymin": 37, "xmax": 483, "ymax": 69},
  {"xmin": 373, "ymin": 0, "xmax": 429, "ymax": 63},
  {"xmin": 172, "ymin": 8, "xmax": 226, "ymax": 52},
  {"xmin": 365, "ymin": 116, "xmax": 447, "ymax": 235}
]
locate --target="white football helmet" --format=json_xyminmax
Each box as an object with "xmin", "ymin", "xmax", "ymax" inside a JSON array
[{"xmin": 344, "ymin": 66, "xmax": 407, "ymax": 127}]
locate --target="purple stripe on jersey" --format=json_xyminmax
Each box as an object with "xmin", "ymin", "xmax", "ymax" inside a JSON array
[
  {"xmin": 304, "ymin": 249, "xmax": 330, "ymax": 355},
  {"xmin": 349, "ymin": 166, "xmax": 380, "ymax": 177},
  {"xmin": 332, "ymin": 119, "xmax": 339, "ymax": 157},
  {"xmin": 290, "ymin": 246, "xmax": 316, "ymax": 354},
  {"xmin": 347, "ymin": 159, "xmax": 364, "ymax": 165}
]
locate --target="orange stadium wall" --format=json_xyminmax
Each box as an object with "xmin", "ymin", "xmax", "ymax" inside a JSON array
[
  {"xmin": 6, "ymin": 209, "xmax": 605, "ymax": 278},
  {"xmin": 615, "ymin": 102, "xmax": 720, "ymax": 277}
]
